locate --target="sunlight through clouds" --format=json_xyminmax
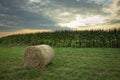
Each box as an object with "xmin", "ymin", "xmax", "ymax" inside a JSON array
[{"xmin": 59, "ymin": 15, "xmax": 106, "ymax": 29}]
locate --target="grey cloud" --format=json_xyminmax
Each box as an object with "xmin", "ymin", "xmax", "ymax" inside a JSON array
[
  {"xmin": 49, "ymin": 0, "xmax": 110, "ymax": 15},
  {"xmin": 28, "ymin": 0, "xmax": 110, "ymax": 16},
  {"xmin": 0, "ymin": 0, "xmax": 28, "ymax": 8},
  {"xmin": 116, "ymin": 1, "xmax": 120, "ymax": 16},
  {"xmin": 108, "ymin": 0, "xmax": 120, "ymax": 24},
  {"xmin": 0, "ymin": 0, "xmax": 64, "ymax": 31},
  {"xmin": 0, "ymin": 26, "xmax": 12, "ymax": 31},
  {"xmin": 110, "ymin": 19, "xmax": 120, "ymax": 24},
  {"xmin": 117, "ymin": 10, "xmax": 120, "ymax": 15},
  {"xmin": 0, "ymin": 22, "xmax": 19, "ymax": 31}
]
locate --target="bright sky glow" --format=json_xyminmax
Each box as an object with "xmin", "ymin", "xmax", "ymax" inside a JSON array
[{"xmin": 59, "ymin": 16, "xmax": 106, "ymax": 29}]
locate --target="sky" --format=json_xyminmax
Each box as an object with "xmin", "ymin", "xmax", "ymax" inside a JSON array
[{"xmin": 0, "ymin": 0, "xmax": 120, "ymax": 36}]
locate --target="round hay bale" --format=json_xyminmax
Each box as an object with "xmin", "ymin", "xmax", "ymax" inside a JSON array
[{"xmin": 24, "ymin": 44, "xmax": 54, "ymax": 69}]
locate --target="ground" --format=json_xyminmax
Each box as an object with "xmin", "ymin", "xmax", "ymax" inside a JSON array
[{"xmin": 0, "ymin": 46, "xmax": 120, "ymax": 80}]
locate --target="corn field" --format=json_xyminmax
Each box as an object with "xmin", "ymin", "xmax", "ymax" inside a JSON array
[{"xmin": 0, "ymin": 29, "xmax": 120, "ymax": 48}]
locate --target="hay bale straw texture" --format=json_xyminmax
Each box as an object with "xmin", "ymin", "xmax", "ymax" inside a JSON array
[{"xmin": 24, "ymin": 44, "xmax": 55, "ymax": 69}]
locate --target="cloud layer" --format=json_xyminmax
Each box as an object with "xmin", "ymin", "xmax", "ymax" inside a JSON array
[{"xmin": 0, "ymin": 0, "xmax": 120, "ymax": 31}]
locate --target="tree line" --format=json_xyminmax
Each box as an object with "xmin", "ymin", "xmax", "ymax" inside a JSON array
[{"xmin": 0, "ymin": 29, "xmax": 120, "ymax": 48}]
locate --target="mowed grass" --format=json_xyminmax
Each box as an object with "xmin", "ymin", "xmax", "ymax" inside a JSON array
[{"xmin": 0, "ymin": 46, "xmax": 120, "ymax": 80}]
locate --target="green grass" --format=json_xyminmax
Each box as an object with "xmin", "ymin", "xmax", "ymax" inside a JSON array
[{"xmin": 0, "ymin": 46, "xmax": 120, "ymax": 80}]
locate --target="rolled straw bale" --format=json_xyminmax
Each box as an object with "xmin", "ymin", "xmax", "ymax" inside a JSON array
[{"xmin": 24, "ymin": 44, "xmax": 54, "ymax": 69}]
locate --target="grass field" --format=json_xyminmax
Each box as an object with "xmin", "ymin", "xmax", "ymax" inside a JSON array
[{"xmin": 0, "ymin": 46, "xmax": 120, "ymax": 80}]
